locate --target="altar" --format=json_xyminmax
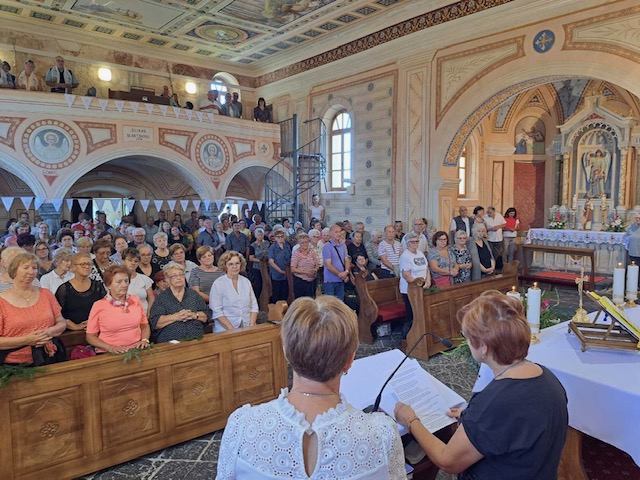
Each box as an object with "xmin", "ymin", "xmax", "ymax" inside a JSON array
[{"xmin": 526, "ymin": 228, "xmax": 627, "ymax": 275}]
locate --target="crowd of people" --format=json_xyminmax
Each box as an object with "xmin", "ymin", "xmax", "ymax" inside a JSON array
[{"xmin": 0, "ymin": 56, "xmax": 272, "ymax": 122}]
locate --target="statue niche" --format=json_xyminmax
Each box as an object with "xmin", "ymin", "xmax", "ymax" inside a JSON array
[
  {"xmin": 577, "ymin": 129, "xmax": 614, "ymax": 198},
  {"xmin": 514, "ymin": 116, "xmax": 546, "ymax": 155}
]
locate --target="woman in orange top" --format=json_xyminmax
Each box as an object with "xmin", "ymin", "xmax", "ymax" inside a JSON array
[
  {"xmin": 0, "ymin": 253, "xmax": 66, "ymax": 364},
  {"xmin": 86, "ymin": 265, "xmax": 150, "ymax": 354}
]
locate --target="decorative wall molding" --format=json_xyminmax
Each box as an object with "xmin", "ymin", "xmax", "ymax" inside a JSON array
[
  {"xmin": 76, "ymin": 121, "xmax": 117, "ymax": 154},
  {"xmin": 159, "ymin": 128, "xmax": 197, "ymax": 158},
  {"xmin": 0, "ymin": 117, "xmax": 26, "ymax": 150},
  {"xmin": 227, "ymin": 137, "xmax": 256, "ymax": 161}
]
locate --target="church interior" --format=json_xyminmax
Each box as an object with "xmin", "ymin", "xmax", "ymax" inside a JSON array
[{"xmin": 0, "ymin": 0, "xmax": 639, "ymax": 479}]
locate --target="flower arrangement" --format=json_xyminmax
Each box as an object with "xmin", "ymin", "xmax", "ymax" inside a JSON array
[
  {"xmin": 548, "ymin": 212, "xmax": 566, "ymax": 230},
  {"xmin": 603, "ymin": 215, "xmax": 625, "ymax": 232}
]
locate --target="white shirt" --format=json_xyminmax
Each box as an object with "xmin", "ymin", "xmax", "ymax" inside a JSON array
[
  {"xmin": 216, "ymin": 388, "xmax": 406, "ymax": 480},
  {"xmin": 401, "ymin": 232, "xmax": 428, "ymax": 253},
  {"xmin": 40, "ymin": 270, "xmax": 74, "ymax": 295},
  {"xmin": 485, "ymin": 213, "xmax": 506, "ymax": 242},
  {"xmin": 128, "ymin": 273, "xmax": 153, "ymax": 313},
  {"xmin": 399, "ymin": 249, "xmax": 428, "ymax": 294},
  {"xmin": 209, "ymin": 274, "xmax": 258, "ymax": 332},
  {"xmin": 310, "ymin": 204, "xmax": 324, "ymax": 220},
  {"xmin": 378, "ymin": 239, "xmax": 402, "ymax": 271}
]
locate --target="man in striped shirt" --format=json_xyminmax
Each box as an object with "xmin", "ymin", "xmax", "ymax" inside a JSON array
[{"xmin": 378, "ymin": 225, "xmax": 402, "ymax": 276}]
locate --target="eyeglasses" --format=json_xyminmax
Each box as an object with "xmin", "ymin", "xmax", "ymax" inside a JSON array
[
  {"xmin": 408, "ymin": 240, "xmax": 419, "ymax": 244},
  {"xmin": 73, "ymin": 262, "xmax": 92, "ymax": 267},
  {"xmin": 167, "ymin": 274, "xmax": 184, "ymax": 280}
]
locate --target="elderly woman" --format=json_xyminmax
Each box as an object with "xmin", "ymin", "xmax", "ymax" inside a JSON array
[
  {"xmin": 0, "ymin": 253, "xmax": 66, "ymax": 364},
  {"xmin": 365, "ymin": 229, "xmax": 382, "ymax": 271},
  {"xmin": 152, "ymin": 232, "xmax": 171, "ymax": 269},
  {"xmin": 268, "ymin": 228, "xmax": 292, "ymax": 302},
  {"xmin": 56, "ymin": 253, "xmax": 106, "ymax": 331},
  {"xmin": 36, "ymin": 222, "xmax": 53, "ymax": 245},
  {"xmin": 395, "ymin": 292, "xmax": 568, "ymax": 478},
  {"xmin": 190, "ymin": 246, "xmax": 222, "ymax": 303},
  {"xmin": 39, "ymin": 248, "xmax": 74, "ymax": 294},
  {"xmin": 428, "ymin": 231, "xmax": 458, "ymax": 288},
  {"xmin": 55, "ymin": 228, "xmax": 74, "ymax": 251},
  {"xmin": 452, "ymin": 230, "xmax": 472, "ymax": 284},
  {"xmin": 121, "ymin": 248, "xmax": 154, "ymax": 314},
  {"xmin": 149, "ymin": 262, "xmax": 210, "ymax": 343},
  {"xmin": 109, "ymin": 235, "xmax": 128, "ymax": 264},
  {"xmin": 347, "ymin": 230, "xmax": 368, "ymax": 265},
  {"xmin": 248, "ymin": 227, "xmax": 269, "ymax": 301},
  {"xmin": 469, "ymin": 223, "xmax": 495, "ymax": 280},
  {"xmin": 0, "ymin": 246, "xmax": 40, "ymax": 292},
  {"xmin": 169, "ymin": 243, "xmax": 197, "ymax": 283},
  {"xmin": 35, "ymin": 240, "xmax": 53, "ymax": 277},
  {"xmin": 75, "ymin": 236, "xmax": 93, "ymax": 258},
  {"xmin": 291, "ymin": 232, "xmax": 321, "ymax": 299},
  {"xmin": 136, "ymin": 243, "xmax": 159, "ymax": 280},
  {"xmin": 86, "ymin": 265, "xmax": 150, "ymax": 354},
  {"xmin": 218, "ymin": 296, "xmax": 405, "ymax": 478},
  {"xmin": 90, "ymin": 238, "xmax": 113, "ymax": 283},
  {"xmin": 399, "ymin": 232, "xmax": 431, "ymax": 339},
  {"xmin": 209, "ymin": 251, "xmax": 258, "ymax": 333}
]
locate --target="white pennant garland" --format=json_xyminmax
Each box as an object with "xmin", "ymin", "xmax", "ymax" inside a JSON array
[
  {"xmin": 153, "ymin": 199, "xmax": 164, "ymax": 212},
  {"xmin": 78, "ymin": 198, "xmax": 90, "ymax": 211},
  {"xmin": 19, "ymin": 197, "xmax": 33, "ymax": 209},
  {"xmin": 256, "ymin": 201, "xmax": 264, "ymax": 210},
  {"xmin": 50, "ymin": 199, "xmax": 64, "ymax": 212},
  {"xmin": 203, "ymin": 199, "xmax": 211, "ymax": 211},
  {"xmin": 207, "ymin": 113, "xmax": 214, "ymax": 123},
  {"xmin": 145, "ymin": 103, "xmax": 155, "ymax": 115},
  {"xmin": 64, "ymin": 94, "xmax": 76, "ymax": 107},
  {"xmin": 192, "ymin": 199, "xmax": 201, "ymax": 212},
  {"xmin": 1, "ymin": 197, "xmax": 13, "ymax": 211},
  {"xmin": 128, "ymin": 101, "xmax": 140, "ymax": 113},
  {"xmin": 65, "ymin": 199, "xmax": 74, "ymax": 211},
  {"xmin": 94, "ymin": 198, "xmax": 105, "ymax": 211},
  {"xmin": 115, "ymin": 100, "xmax": 125, "ymax": 112},
  {"xmin": 110, "ymin": 199, "xmax": 121, "ymax": 211},
  {"xmin": 215, "ymin": 200, "xmax": 223, "ymax": 210},
  {"xmin": 166, "ymin": 199, "xmax": 177, "ymax": 211},
  {"xmin": 196, "ymin": 111, "xmax": 204, "ymax": 122},
  {"xmin": 159, "ymin": 105, "xmax": 168, "ymax": 116},
  {"xmin": 172, "ymin": 106, "xmax": 181, "ymax": 118},
  {"xmin": 179, "ymin": 200, "xmax": 190, "ymax": 211},
  {"xmin": 185, "ymin": 110, "xmax": 193, "ymax": 121},
  {"xmin": 98, "ymin": 99, "xmax": 109, "ymax": 112},
  {"xmin": 139, "ymin": 199, "xmax": 151, "ymax": 212},
  {"xmin": 125, "ymin": 199, "xmax": 135, "ymax": 212},
  {"xmin": 34, "ymin": 198, "xmax": 45, "ymax": 211},
  {"xmin": 81, "ymin": 96, "xmax": 93, "ymax": 109}
]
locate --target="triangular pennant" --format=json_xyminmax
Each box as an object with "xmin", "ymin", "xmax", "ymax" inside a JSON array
[
  {"xmin": 50, "ymin": 199, "xmax": 64, "ymax": 212},
  {"xmin": 128, "ymin": 101, "xmax": 140, "ymax": 113},
  {"xmin": 115, "ymin": 100, "xmax": 125, "ymax": 112},
  {"xmin": 64, "ymin": 94, "xmax": 76, "ymax": 107},
  {"xmin": 98, "ymin": 99, "xmax": 109, "ymax": 112},
  {"xmin": 81, "ymin": 96, "xmax": 93, "ymax": 109},
  {"xmin": 1, "ymin": 197, "xmax": 13, "ymax": 211},
  {"xmin": 94, "ymin": 198, "xmax": 105, "ymax": 211},
  {"xmin": 19, "ymin": 197, "xmax": 33, "ymax": 210},
  {"xmin": 65, "ymin": 199, "xmax": 74, "ymax": 211},
  {"xmin": 256, "ymin": 201, "xmax": 264, "ymax": 210},
  {"xmin": 196, "ymin": 111, "xmax": 204, "ymax": 122},
  {"xmin": 179, "ymin": 200, "xmax": 189, "ymax": 211},
  {"xmin": 203, "ymin": 199, "xmax": 211, "ymax": 211},
  {"xmin": 166, "ymin": 199, "xmax": 177, "ymax": 211},
  {"xmin": 172, "ymin": 106, "xmax": 181, "ymax": 118},
  {"xmin": 110, "ymin": 199, "xmax": 121, "ymax": 211},
  {"xmin": 153, "ymin": 199, "xmax": 164, "ymax": 212},
  {"xmin": 207, "ymin": 113, "xmax": 214, "ymax": 123},
  {"xmin": 185, "ymin": 110, "xmax": 193, "ymax": 121},
  {"xmin": 215, "ymin": 200, "xmax": 223, "ymax": 210},
  {"xmin": 78, "ymin": 198, "xmax": 90, "ymax": 211},
  {"xmin": 125, "ymin": 199, "xmax": 135, "ymax": 212},
  {"xmin": 159, "ymin": 105, "xmax": 168, "ymax": 116},
  {"xmin": 139, "ymin": 199, "xmax": 150, "ymax": 212},
  {"xmin": 145, "ymin": 103, "xmax": 155, "ymax": 115},
  {"xmin": 34, "ymin": 198, "xmax": 45, "ymax": 211},
  {"xmin": 192, "ymin": 199, "xmax": 201, "ymax": 212}
]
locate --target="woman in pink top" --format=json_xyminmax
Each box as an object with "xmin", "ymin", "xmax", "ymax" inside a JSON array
[
  {"xmin": 0, "ymin": 253, "xmax": 66, "ymax": 364},
  {"xmin": 86, "ymin": 265, "xmax": 150, "ymax": 354},
  {"xmin": 291, "ymin": 232, "xmax": 321, "ymax": 299}
]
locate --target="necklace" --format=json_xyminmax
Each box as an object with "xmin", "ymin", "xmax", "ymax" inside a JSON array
[
  {"xmin": 494, "ymin": 359, "xmax": 527, "ymax": 379},
  {"xmin": 290, "ymin": 390, "xmax": 339, "ymax": 398}
]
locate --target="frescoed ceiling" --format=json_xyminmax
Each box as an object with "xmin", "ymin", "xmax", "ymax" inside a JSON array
[{"xmin": 0, "ymin": 0, "xmax": 423, "ymax": 68}]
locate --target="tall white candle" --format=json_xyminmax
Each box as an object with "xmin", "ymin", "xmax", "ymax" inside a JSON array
[
  {"xmin": 526, "ymin": 283, "xmax": 541, "ymax": 334},
  {"xmin": 613, "ymin": 262, "xmax": 626, "ymax": 304},
  {"xmin": 626, "ymin": 262, "xmax": 639, "ymax": 296}
]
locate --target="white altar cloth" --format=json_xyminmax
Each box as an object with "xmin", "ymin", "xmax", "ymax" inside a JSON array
[
  {"xmin": 474, "ymin": 320, "xmax": 640, "ymax": 466},
  {"xmin": 527, "ymin": 228, "xmax": 627, "ymax": 247}
]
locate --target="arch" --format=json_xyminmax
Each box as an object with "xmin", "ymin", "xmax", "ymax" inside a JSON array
[
  {"xmin": 218, "ymin": 157, "xmax": 283, "ymax": 199},
  {"xmin": 213, "ymin": 72, "xmax": 240, "ymax": 88},
  {"xmin": 0, "ymin": 148, "xmax": 47, "ymax": 198},
  {"xmin": 51, "ymin": 147, "xmax": 217, "ymax": 200}
]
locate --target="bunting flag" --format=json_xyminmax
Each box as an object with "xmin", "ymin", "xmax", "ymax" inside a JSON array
[
  {"xmin": 115, "ymin": 100, "xmax": 125, "ymax": 112},
  {"xmin": 185, "ymin": 110, "xmax": 193, "ymax": 121},
  {"xmin": 98, "ymin": 99, "xmax": 109, "ymax": 112},
  {"xmin": 125, "ymin": 199, "xmax": 136, "ymax": 212},
  {"xmin": 172, "ymin": 106, "xmax": 181, "ymax": 118},
  {"xmin": 110, "ymin": 199, "xmax": 121, "ymax": 211},
  {"xmin": 248, "ymin": 201, "xmax": 256, "ymax": 210},
  {"xmin": 34, "ymin": 198, "xmax": 45, "ymax": 211},
  {"xmin": 215, "ymin": 200, "xmax": 223, "ymax": 211},
  {"xmin": 192, "ymin": 199, "xmax": 201, "ymax": 212},
  {"xmin": 1, "ymin": 196, "xmax": 13, "ymax": 211},
  {"xmin": 50, "ymin": 198, "xmax": 64, "ymax": 212},
  {"xmin": 64, "ymin": 94, "xmax": 76, "ymax": 108},
  {"xmin": 159, "ymin": 105, "xmax": 168, "ymax": 116},
  {"xmin": 139, "ymin": 199, "xmax": 151, "ymax": 212},
  {"xmin": 128, "ymin": 101, "xmax": 140, "ymax": 113},
  {"xmin": 256, "ymin": 201, "xmax": 264, "ymax": 210},
  {"xmin": 203, "ymin": 199, "xmax": 211, "ymax": 211},
  {"xmin": 65, "ymin": 198, "xmax": 74, "ymax": 211},
  {"xmin": 81, "ymin": 96, "xmax": 93, "ymax": 110},
  {"xmin": 94, "ymin": 198, "xmax": 105, "ymax": 211},
  {"xmin": 207, "ymin": 113, "xmax": 214, "ymax": 123},
  {"xmin": 19, "ymin": 197, "xmax": 33, "ymax": 209},
  {"xmin": 78, "ymin": 198, "xmax": 90, "ymax": 211},
  {"xmin": 145, "ymin": 103, "xmax": 155, "ymax": 115},
  {"xmin": 166, "ymin": 199, "xmax": 177, "ymax": 211},
  {"xmin": 179, "ymin": 200, "xmax": 190, "ymax": 211},
  {"xmin": 196, "ymin": 111, "xmax": 204, "ymax": 122},
  {"xmin": 153, "ymin": 199, "xmax": 164, "ymax": 212}
]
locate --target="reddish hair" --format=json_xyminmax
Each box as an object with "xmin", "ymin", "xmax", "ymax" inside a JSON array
[
  {"xmin": 102, "ymin": 265, "xmax": 130, "ymax": 287},
  {"xmin": 458, "ymin": 290, "xmax": 530, "ymax": 365}
]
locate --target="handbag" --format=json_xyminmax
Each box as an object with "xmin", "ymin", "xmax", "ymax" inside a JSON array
[{"xmin": 30, "ymin": 337, "xmax": 68, "ymax": 366}]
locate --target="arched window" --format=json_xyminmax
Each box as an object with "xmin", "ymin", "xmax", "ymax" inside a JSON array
[
  {"xmin": 330, "ymin": 111, "xmax": 352, "ymax": 191},
  {"xmin": 210, "ymin": 80, "xmax": 229, "ymax": 104},
  {"xmin": 458, "ymin": 145, "xmax": 467, "ymax": 197},
  {"xmin": 210, "ymin": 72, "xmax": 239, "ymax": 106}
]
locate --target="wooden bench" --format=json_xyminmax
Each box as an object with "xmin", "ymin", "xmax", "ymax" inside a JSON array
[
  {"xmin": 521, "ymin": 244, "xmax": 598, "ymax": 290},
  {"xmin": 353, "ymin": 274, "xmax": 406, "ymax": 343},
  {"xmin": 0, "ymin": 324, "xmax": 287, "ymax": 480}
]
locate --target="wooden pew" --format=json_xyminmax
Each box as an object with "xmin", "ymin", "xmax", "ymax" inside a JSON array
[
  {"xmin": 406, "ymin": 262, "xmax": 519, "ymax": 359},
  {"xmin": 0, "ymin": 324, "xmax": 287, "ymax": 480},
  {"xmin": 353, "ymin": 273, "xmax": 405, "ymax": 344}
]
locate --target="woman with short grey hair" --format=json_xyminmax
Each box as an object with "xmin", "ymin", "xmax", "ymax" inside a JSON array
[
  {"xmin": 469, "ymin": 223, "xmax": 495, "ymax": 280},
  {"xmin": 152, "ymin": 231, "xmax": 171, "ymax": 269},
  {"xmin": 40, "ymin": 248, "xmax": 74, "ymax": 294}
]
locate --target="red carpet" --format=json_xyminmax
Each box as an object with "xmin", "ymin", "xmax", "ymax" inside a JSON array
[
  {"xmin": 583, "ymin": 434, "xmax": 640, "ymax": 479},
  {"xmin": 527, "ymin": 271, "xmax": 608, "ymax": 285}
]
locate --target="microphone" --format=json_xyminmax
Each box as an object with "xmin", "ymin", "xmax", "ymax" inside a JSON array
[{"xmin": 363, "ymin": 332, "xmax": 453, "ymax": 414}]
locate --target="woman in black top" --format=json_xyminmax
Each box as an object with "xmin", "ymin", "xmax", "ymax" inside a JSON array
[
  {"xmin": 253, "ymin": 97, "xmax": 272, "ymax": 123},
  {"xmin": 395, "ymin": 292, "xmax": 568, "ymax": 479},
  {"xmin": 55, "ymin": 252, "xmax": 107, "ymax": 330},
  {"xmin": 469, "ymin": 222, "xmax": 495, "ymax": 280}
]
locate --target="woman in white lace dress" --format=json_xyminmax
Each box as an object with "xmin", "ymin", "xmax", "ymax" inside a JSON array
[{"xmin": 216, "ymin": 295, "xmax": 406, "ymax": 479}]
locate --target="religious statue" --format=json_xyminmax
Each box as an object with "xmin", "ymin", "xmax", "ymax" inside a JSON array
[
  {"xmin": 600, "ymin": 193, "xmax": 609, "ymax": 230},
  {"xmin": 582, "ymin": 197, "xmax": 594, "ymax": 230},
  {"xmin": 582, "ymin": 148, "xmax": 611, "ymax": 197}
]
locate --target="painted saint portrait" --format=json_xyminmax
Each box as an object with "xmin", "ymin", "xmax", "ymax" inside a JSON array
[
  {"xmin": 201, "ymin": 141, "xmax": 226, "ymax": 172},
  {"xmin": 576, "ymin": 128, "xmax": 616, "ymax": 198},
  {"xmin": 514, "ymin": 117, "xmax": 545, "ymax": 155},
  {"xmin": 29, "ymin": 127, "xmax": 71, "ymax": 164}
]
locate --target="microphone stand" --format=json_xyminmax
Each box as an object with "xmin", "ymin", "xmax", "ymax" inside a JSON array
[{"xmin": 363, "ymin": 332, "xmax": 453, "ymax": 413}]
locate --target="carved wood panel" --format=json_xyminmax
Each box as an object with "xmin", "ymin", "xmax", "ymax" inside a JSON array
[
  {"xmin": 427, "ymin": 300, "xmax": 453, "ymax": 342},
  {"xmin": 172, "ymin": 356, "xmax": 223, "ymax": 426},
  {"xmin": 232, "ymin": 343, "xmax": 275, "ymax": 407},
  {"xmin": 452, "ymin": 295, "xmax": 474, "ymax": 334},
  {"xmin": 99, "ymin": 370, "xmax": 160, "ymax": 448},
  {"xmin": 10, "ymin": 386, "xmax": 84, "ymax": 474}
]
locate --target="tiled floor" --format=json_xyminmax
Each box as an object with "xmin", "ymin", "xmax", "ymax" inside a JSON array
[{"xmin": 83, "ymin": 284, "xmax": 581, "ymax": 480}]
